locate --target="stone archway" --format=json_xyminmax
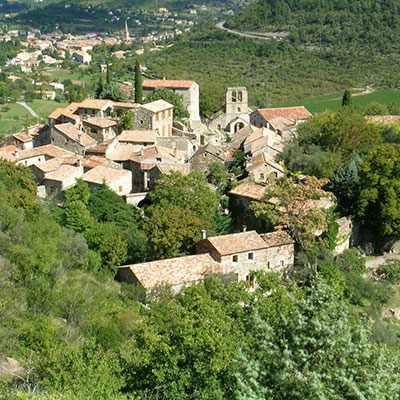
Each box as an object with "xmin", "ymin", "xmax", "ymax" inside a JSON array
[{"xmin": 234, "ymin": 122, "xmax": 245, "ymax": 133}]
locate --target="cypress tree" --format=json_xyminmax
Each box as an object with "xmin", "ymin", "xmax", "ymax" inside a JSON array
[
  {"xmin": 134, "ymin": 59, "xmax": 143, "ymax": 104},
  {"xmin": 342, "ymin": 89, "xmax": 353, "ymax": 107},
  {"xmin": 106, "ymin": 64, "xmax": 111, "ymax": 86}
]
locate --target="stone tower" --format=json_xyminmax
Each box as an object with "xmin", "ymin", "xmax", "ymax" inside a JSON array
[{"xmin": 225, "ymin": 87, "xmax": 248, "ymax": 116}]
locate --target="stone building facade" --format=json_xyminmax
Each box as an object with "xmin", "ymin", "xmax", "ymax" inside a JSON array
[
  {"xmin": 142, "ymin": 79, "xmax": 200, "ymax": 125},
  {"xmin": 131, "ymin": 100, "xmax": 173, "ymax": 137}
]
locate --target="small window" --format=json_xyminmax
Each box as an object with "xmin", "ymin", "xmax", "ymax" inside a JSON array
[
  {"xmin": 203, "ymin": 153, "xmax": 208, "ymax": 158},
  {"xmin": 155, "ymin": 113, "xmax": 159, "ymax": 122},
  {"xmin": 280, "ymin": 260, "xmax": 284, "ymax": 267},
  {"xmin": 260, "ymin": 173, "xmax": 265, "ymax": 180},
  {"xmin": 140, "ymin": 120, "xmax": 144, "ymax": 125},
  {"xmin": 267, "ymin": 261, "xmax": 271, "ymax": 269},
  {"xmin": 238, "ymin": 107, "xmax": 241, "ymax": 112},
  {"xmin": 156, "ymin": 157, "xmax": 162, "ymax": 162},
  {"xmin": 119, "ymin": 185, "xmax": 122, "ymax": 192},
  {"xmin": 232, "ymin": 254, "xmax": 238, "ymax": 263},
  {"xmin": 248, "ymin": 252, "xmax": 254, "ymax": 260},
  {"xmin": 246, "ymin": 274, "xmax": 254, "ymax": 288}
]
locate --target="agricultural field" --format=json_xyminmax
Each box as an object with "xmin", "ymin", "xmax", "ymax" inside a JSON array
[
  {"xmin": 27, "ymin": 99, "xmax": 68, "ymax": 119},
  {"xmin": 0, "ymin": 103, "xmax": 31, "ymax": 138},
  {"xmin": 273, "ymin": 89, "xmax": 400, "ymax": 114},
  {"xmin": 42, "ymin": 68, "xmax": 97, "ymax": 87}
]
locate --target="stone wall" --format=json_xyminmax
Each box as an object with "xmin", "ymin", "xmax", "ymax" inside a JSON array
[
  {"xmin": 131, "ymin": 108, "xmax": 153, "ymax": 130},
  {"xmin": 51, "ymin": 128, "xmax": 85, "ymax": 156},
  {"xmin": 189, "ymin": 151, "xmax": 224, "ymax": 175}
]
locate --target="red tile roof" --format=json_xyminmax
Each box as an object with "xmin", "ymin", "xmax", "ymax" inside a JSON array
[
  {"xmin": 260, "ymin": 231, "xmax": 294, "ymax": 247},
  {"xmin": 54, "ymin": 123, "xmax": 96, "ymax": 147},
  {"xmin": 119, "ymin": 253, "xmax": 227, "ymax": 290},
  {"xmin": 202, "ymin": 230, "xmax": 269, "ymax": 256},
  {"xmin": 256, "ymin": 106, "xmax": 312, "ymax": 121},
  {"xmin": 142, "ymin": 79, "xmax": 195, "ymax": 89},
  {"xmin": 229, "ymin": 183, "xmax": 267, "ymax": 200}
]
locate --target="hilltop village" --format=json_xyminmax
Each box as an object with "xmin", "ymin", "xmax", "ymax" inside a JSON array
[{"xmin": 0, "ymin": 76, "xmax": 355, "ymax": 291}]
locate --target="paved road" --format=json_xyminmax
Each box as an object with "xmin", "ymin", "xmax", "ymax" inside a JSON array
[
  {"xmin": 17, "ymin": 101, "xmax": 39, "ymax": 118},
  {"xmin": 216, "ymin": 21, "xmax": 289, "ymax": 41}
]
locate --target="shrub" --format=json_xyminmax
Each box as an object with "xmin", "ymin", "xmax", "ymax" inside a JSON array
[{"xmin": 375, "ymin": 259, "xmax": 400, "ymax": 283}]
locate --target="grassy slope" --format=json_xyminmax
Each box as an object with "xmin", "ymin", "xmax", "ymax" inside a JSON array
[
  {"xmin": 273, "ymin": 89, "xmax": 400, "ymax": 114},
  {"xmin": 0, "ymin": 103, "xmax": 30, "ymax": 138}
]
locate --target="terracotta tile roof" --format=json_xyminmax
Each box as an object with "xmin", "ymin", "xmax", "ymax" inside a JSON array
[
  {"xmin": 251, "ymin": 136, "xmax": 268, "ymax": 154},
  {"xmin": 119, "ymin": 130, "xmax": 157, "ymax": 143},
  {"xmin": 152, "ymin": 163, "xmax": 191, "ymax": 175},
  {"xmin": 129, "ymin": 145, "xmax": 183, "ymax": 163},
  {"xmin": 0, "ymin": 150, "xmax": 17, "ymax": 162},
  {"xmin": 268, "ymin": 116, "xmax": 295, "ymax": 131},
  {"xmin": 142, "ymin": 99, "xmax": 173, "ymax": 114},
  {"xmin": 142, "ymin": 79, "xmax": 195, "ymax": 89},
  {"xmin": 108, "ymin": 144, "xmax": 140, "ymax": 161},
  {"xmin": 35, "ymin": 156, "xmax": 77, "ymax": 173},
  {"xmin": 82, "ymin": 164, "xmax": 131, "ymax": 185},
  {"xmin": 231, "ymin": 124, "xmax": 258, "ymax": 145},
  {"xmin": 244, "ymin": 128, "xmax": 263, "ymax": 145},
  {"xmin": 366, "ymin": 115, "xmax": 400, "ymax": 124},
  {"xmin": 260, "ymin": 230, "xmax": 294, "ymax": 247},
  {"xmin": 83, "ymin": 155, "xmax": 107, "ymax": 169},
  {"xmin": 112, "ymin": 101, "xmax": 138, "ymax": 109},
  {"xmin": 78, "ymin": 98, "xmax": 112, "ymax": 110},
  {"xmin": 256, "ymin": 106, "xmax": 312, "ymax": 121},
  {"xmin": 12, "ymin": 132, "xmax": 33, "ymax": 142},
  {"xmin": 45, "ymin": 164, "xmax": 83, "ymax": 183},
  {"xmin": 54, "ymin": 123, "xmax": 96, "ymax": 147},
  {"xmin": 203, "ymin": 231, "xmax": 269, "ymax": 256},
  {"xmin": 247, "ymin": 152, "xmax": 284, "ymax": 174},
  {"xmin": 119, "ymin": 253, "xmax": 226, "ymax": 290},
  {"xmin": 229, "ymin": 183, "xmax": 267, "ymax": 200},
  {"xmin": 48, "ymin": 107, "xmax": 64, "ymax": 119},
  {"xmin": 17, "ymin": 144, "xmax": 75, "ymax": 161},
  {"xmin": 190, "ymin": 143, "xmax": 225, "ymax": 161},
  {"xmin": 0, "ymin": 145, "xmax": 18, "ymax": 152},
  {"xmin": 83, "ymin": 117, "xmax": 117, "ymax": 128}
]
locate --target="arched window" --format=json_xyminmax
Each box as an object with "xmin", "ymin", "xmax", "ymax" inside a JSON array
[
  {"xmin": 238, "ymin": 91, "xmax": 243, "ymax": 101},
  {"xmin": 231, "ymin": 91, "xmax": 237, "ymax": 102}
]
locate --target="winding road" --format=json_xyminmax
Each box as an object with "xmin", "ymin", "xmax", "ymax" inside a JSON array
[
  {"xmin": 17, "ymin": 101, "xmax": 39, "ymax": 118},
  {"xmin": 216, "ymin": 21, "xmax": 289, "ymax": 41}
]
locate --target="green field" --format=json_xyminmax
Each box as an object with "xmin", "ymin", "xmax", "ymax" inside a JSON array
[
  {"xmin": 27, "ymin": 100, "xmax": 69, "ymax": 119},
  {"xmin": 42, "ymin": 68, "xmax": 97, "ymax": 86},
  {"xmin": 0, "ymin": 103, "xmax": 31, "ymax": 138},
  {"xmin": 273, "ymin": 89, "xmax": 400, "ymax": 114}
]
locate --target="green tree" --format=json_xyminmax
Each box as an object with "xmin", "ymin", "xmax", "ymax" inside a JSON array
[
  {"xmin": 358, "ymin": 143, "xmax": 400, "ymax": 237},
  {"xmin": 235, "ymin": 279, "xmax": 400, "ymax": 399},
  {"xmin": 342, "ymin": 89, "xmax": 353, "ymax": 107},
  {"xmin": 119, "ymin": 110, "xmax": 132, "ymax": 130},
  {"xmin": 149, "ymin": 171, "xmax": 219, "ymax": 227},
  {"xmin": 250, "ymin": 176, "xmax": 333, "ymax": 249},
  {"xmin": 134, "ymin": 59, "xmax": 142, "ymax": 104}
]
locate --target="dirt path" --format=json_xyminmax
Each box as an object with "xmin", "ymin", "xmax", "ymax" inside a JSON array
[
  {"xmin": 17, "ymin": 101, "xmax": 38, "ymax": 118},
  {"xmin": 216, "ymin": 21, "xmax": 289, "ymax": 41}
]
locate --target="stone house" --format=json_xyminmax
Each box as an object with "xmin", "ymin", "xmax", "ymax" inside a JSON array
[
  {"xmin": 81, "ymin": 164, "xmax": 132, "ymax": 196},
  {"xmin": 243, "ymin": 127, "xmax": 282, "ymax": 158},
  {"xmin": 14, "ymin": 144, "xmax": 76, "ymax": 167},
  {"xmin": 112, "ymin": 102, "xmax": 138, "ymax": 117},
  {"xmin": 77, "ymin": 99, "xmax": 113, "ymax": 119},
  {"xmin": 142, "ymin": 79, "xmax": 200, "ymax": 125},
  {"xmin": 131, "ymin": 99, "xmax": 173, "ymax": 137},
  {"xmin": 48, "ymin": 102, "xmax": 81, "ymax": 127},
  {"xmin": 246, "ymin": 152, "xmax": 285, "ymax": 183},
  {"xmin": 196, "ymin": 230, "xmax": 294, "ymax": 283},
  {"xmin": 188, "ymin": 143, "xmax": 225, "ymax": 175},
  {"xmin": 127, "ymin": 145, "xmax": 186, "ymax": 192},
  {"xmin": 250, "ymin": 106, "xmax": 312, "ymax": 131},
  {"xmin": 82, "ymin": 117, "xmax": 117, "ymax": 142},
  {"xmin": 51, "ymin": 123, "xmax": 96, "ymax": 156},
  {"xmin": 118, "ymin": 130, "xmax": 157, "ymax": 147},
  {"xmin": 43, "ymin": 164, "xmax": 84, "ymax": 198},
  {"xmin": 30, "ymin": 155, "xmax": 79, "ymax": 185},
  {"xmin": 117, "ymin": 230, "xmax": 295, "ymax": 292}
]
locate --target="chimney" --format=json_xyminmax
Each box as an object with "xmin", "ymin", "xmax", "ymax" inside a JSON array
[
  {"xmin": 172, "ymin": 141, "xmax": 177, "ymax": 158},
  {"xmin": 77, "ymin": 156, "xmax": 82, "ymax": 168},
  {"xmin": 140, "ymin": 148, "xmax": 144, "ymax": 156},
  {"xmin": 201, "ymin": 229, "xmax": 207, "ymax": 240},
  {"xmin": 242, "ymin": 225, "xmax": 247, "ymax": 232},
  {"xmin": 77, "ymin": 132, "xmax": 82, "ymax": 145}
]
